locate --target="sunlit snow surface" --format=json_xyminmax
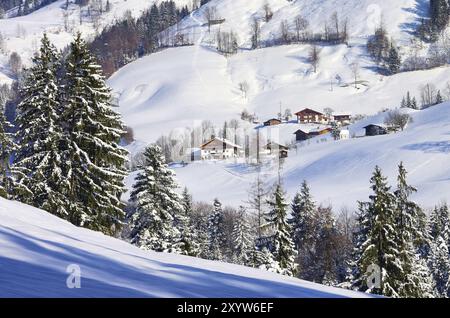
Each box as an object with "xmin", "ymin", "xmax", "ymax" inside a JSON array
[{"xmin": 0, "ymin": 198, "xmax": 372, "ymax": 297}]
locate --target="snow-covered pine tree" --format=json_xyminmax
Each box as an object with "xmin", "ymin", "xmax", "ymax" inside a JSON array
[
  {"xmin": 129, "ymin": 144, "xmax": 183, "ymax": 252},
  {"xmin": 179, "ymin": 187, "xmax": 200, "ymax": 256},
  {"xmin": 428, "ymin": 204, "xmax": 450, "ymax": 297},
  {"xmin": 435, "ymin": 90, "xmax": 443, "ymax": 105},
  {"xmin": 330, "ymin": 121, "xmax": 340, "ymax": 140},
  {"xmin": 0, "ymin": 111, "xmax": 14, "ymax": 198},
  {"xmin": 289, "ymin": 181, "xmax": 317, "ymax": 278},
  {"xmin": 14, "ymin": 33, "xmax": 66, "ymax": 213},
  {"xmin": 411, "ymin": 97, "xmax": 418, "ymax": 110},
  {"xmin": 349, "ymin": 166, "xmax": 401, "ymax": 297},
  {"xmin": 61, "ymin": 33, "xmax": 128, "ymax": 234},
  {"xmin": 265, "ymin": 184, "xmax": 297, "ymax": 277},
  {"xmin": 387, "ymin": 43, "xmax": 401, "ymax": 75},
  {"xmin": 406, "ymin": 92, "xmax": 412, "ymax": 108},
  {"xmin": 258, "ymin": 247, "xmax": 281, "ymax": 273},
  {"xmin": 309, "ymin": 206, "xmax": 342, "ymax": 285},
  {"xmin": 394, "ymin": 163, "xmax": 433, "ymax": 298},
  {"xmin": 206, "ymin": 198, "xmax": 226, "ymax": 260},
  {"xmin": 344, "ymin": 200, "xmax": 371, "ymax": 291},
  {"xmin": 400, "ymin": 96, "xmax": 407, "ymax": 108},
  {"xmin": 289, "ymin": 181, "xmax": 316, "ymax": 251},
  {"xmin": 231, "ymin": 206, "xmax": 254, "ymax": 265}
]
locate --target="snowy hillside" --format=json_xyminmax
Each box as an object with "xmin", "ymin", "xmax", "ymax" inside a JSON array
[
  {"xmin": 169, "ymin": 102, "xmax": 450, "ymax": 210},
  {"xmin": 0, "ymin": 197, "xmax": 371, "ymax": 297},
  {"xmin": 176, "ymin": 0, "xmax": 421, "ymax": 46},
  {"xmin": 0, "ymin": 0, "xmax": 191, "ymax": 82},
  {"xmin": 108, "ymin": 0, "xmax": 447, "ymax": 142}
]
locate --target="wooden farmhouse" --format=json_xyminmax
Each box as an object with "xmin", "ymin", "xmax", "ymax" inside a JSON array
[
  {"xmin": 263, "ymin": 118, "xmax": 282, "ymax": 126},
  {"xmin": 333, "ymin": 114, "xmax": 352, "ymax": 125},
  {"xmin": 264, "ymin": 142, "xmax": 289, "ymax": 159},
  {"xmin": 295, "ymin": 108, "xmax": 329, "ymax": 124},
  {"xmin": 294, "ymin": 126, "xmax": 332, "ymax": 142},
  {"xmin": 200, "ymin": 137, "xmax": 242, "ymax": 160},
  {"xmin": 363, "ymin": 124, "xmax": 388, "ymax": 136}
]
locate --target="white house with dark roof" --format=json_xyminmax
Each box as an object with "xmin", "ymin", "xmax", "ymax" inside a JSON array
[{"xmin": 200, "ymin": 137, "xmax": 243, "ymax": 160}]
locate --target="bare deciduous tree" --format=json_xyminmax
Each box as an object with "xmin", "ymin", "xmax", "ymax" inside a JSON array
[
  {"xmin": 294, "ymin": 15, "xmax": 309, "ymax": 42},
  {"xmin": 280, "ymin": 20, "xmax": 290, "ymax": 44},
  {"xmin": 8, "ymin": 52, "xmax": 22, "ymax": 76},
  {"xmin": 250, "ymin": 18, "xmax": 261, "ymax": 49},
  {"xmin": 420, "ymin": 83, "xmax": 437, "ymax": 108},
  {"xmin": 238, "ymin": 81, "xmax": 250, "ymax": 99},
  {"xmin": 350, "ymin": 61, "xmax": 360, "ymax": 88},
  {"xmin": 204, "ymin": 6, "xmax": 217, "ymax": 32},
  {"xmin": 384, "ymin": 110, "xmax": 412, "ymax": 131},
  {"xmin": 309, "ymin": 45, "xmax": 321, "ymax": 73}
]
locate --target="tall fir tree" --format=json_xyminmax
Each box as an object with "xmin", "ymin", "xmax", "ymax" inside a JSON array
[
  {"xmin": 206, "ymin": 198, "xmax": 226, "ymax": 260},
  {"xmin": 61, "ymin": 33, "xmax": 128, "ymax": 234},
  {"xmin": 387, "ymin": 44, "xmax": 401, "ymax": 74},
  {"xmin": 289, "ymin": 181, "xmax": 317, "ymax": 278},
  {"xmin": 179, "ymin": 187, "xmax": 200, "ymax": 256},
  {"xmin": 14, "ymin": 33, "xmax": 66, "ymax": 213},
  {"xmin": 289, "ymin": 181, "xmax": 316, "ymax": 250},
  {"xmin": 265, "ymin": 184, "xmax": 298, "ymax": 276},
  {"xmin": 0, "ymin": 111, "xmax": 14, "ymax": 198},
  {"xmin": 129, "ymin": 145, "xmax": 183, "ymax": 252},
  {"xmin": 406, "ymin": 91, "xmax": 412, "ymax": 108},
  {"xmin": 394, "ymin": 163, "xmax": 433, "ymax": 298},
  {"xmin": 348, "ymin": 166, "xmax": 401, "ymax": 297},
  {"xmin": 231, "ymin": 206, "xmax": 254, "ymax": 265},
  {"xmin": 428, "ymin": 204, "xmax": 450, "ymax": 297}
]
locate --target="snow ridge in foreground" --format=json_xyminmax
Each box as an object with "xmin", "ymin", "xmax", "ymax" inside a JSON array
[{"xmin": 0, "ymin": 198, "xmax": 371, "ymax": 298}]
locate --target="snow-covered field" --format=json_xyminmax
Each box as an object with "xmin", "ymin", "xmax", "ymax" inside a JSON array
[{"xmin": 0, "ymin": 197, "xmax": 372, "ymax": 297}]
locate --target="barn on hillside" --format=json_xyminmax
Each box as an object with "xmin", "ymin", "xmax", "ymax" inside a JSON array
[{"xmin": 364, "ymin": 124, "xmax": 388, "ymax": 136}]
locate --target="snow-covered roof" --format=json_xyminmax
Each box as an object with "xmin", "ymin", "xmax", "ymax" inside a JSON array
[
  {"xmin": 293, "ymin": 124, "xmax": 331, "ymax": 134},
  {"xmin": 201, "ymin": 137, "xmax": 242, "ymax": 149}
]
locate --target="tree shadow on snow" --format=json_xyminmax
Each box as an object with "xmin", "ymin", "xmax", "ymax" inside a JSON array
[
  {"xmin": 0, "ymin": 226, "xmax": 353, "ymax": 298},
  {"xmin": 400, "ymin": 0, "xmax": 429, "ymax": 36},
  {"xmin": 402, "ymin": 141, "xmax": 450, "ymax": 154}
]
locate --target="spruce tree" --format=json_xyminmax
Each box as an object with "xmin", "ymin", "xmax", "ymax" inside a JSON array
[
  {"xmin": 349, "ymin": 166, "xmax": 401, "ymax": 296},
  {"xmin": 310, "ymin": 206, "xmax": 341, "ymax": 285},
  {"xmin": 206, "ymin": 199, "xmax": 226, "ymax": 260},
  {"xmin": 265, "ymin": 184, "xmax": 298, "ymax": 276},
  {"xmin": 259, "ymin": 247, "xmax": 281, "ymax": 273},
  {"xmin": 387, "ymin": 44, "xmax": 401, "ymax": 74},
  {"xmin": 129, "ymin": 145, "xmax": 183, "ymax": 252},
  {"xmin": 428, "ymin": 204, "xmax": 450, "ymax": 297},
  {"xmin": 435, "ymin": 90, "xmax": 443, "ymax": 105},
  {"xmin": 289, "ymin": 181, "xmax": 316, "ymax": 251},
  {"xmin": 179, "ymin": 187, "xmax": 200, "ymax": 256},
  {"xmin": 61, "ymin": 33, "xmax": 128, "ymax": 234},
  {"xmin": 400, "ymin": 96, "xmax": 407, "ymax": 108},
  {"xmin": 0, "ymin": 111, "xmax": 14, "ymax": 198},
  {"xmin": 231, "ymin": 206, "xmax": 254, "ymax": 265},
  {"xmin": 406, "ymin": 91, "xmax": 412, "ymax": 108},
  {"xmin": 14, "ymin": 33, "xmax": 66, "ymax": 213},
  {"xmin": 394, "ymin": 163, "xmax": 433, "ymax": 298}
]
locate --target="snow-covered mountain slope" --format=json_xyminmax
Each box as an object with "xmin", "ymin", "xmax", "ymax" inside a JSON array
[
  {"xmin": 0, "ymin": 197, "xmax": 371, "ymax": 297},
  {"xmin": 170, "ymin": 102, "xmax": 450, "ymax": 210},
  {"xmin": 0, "ymin": 0, "xmax": 191, "ymax": 82},
  {"xmin": 110, "ymin": 41, "xmax": 450, "ymax": 142},
  {"xmin": 176, "ymin": 0, "xmax": 422, "ymax": 47}
]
